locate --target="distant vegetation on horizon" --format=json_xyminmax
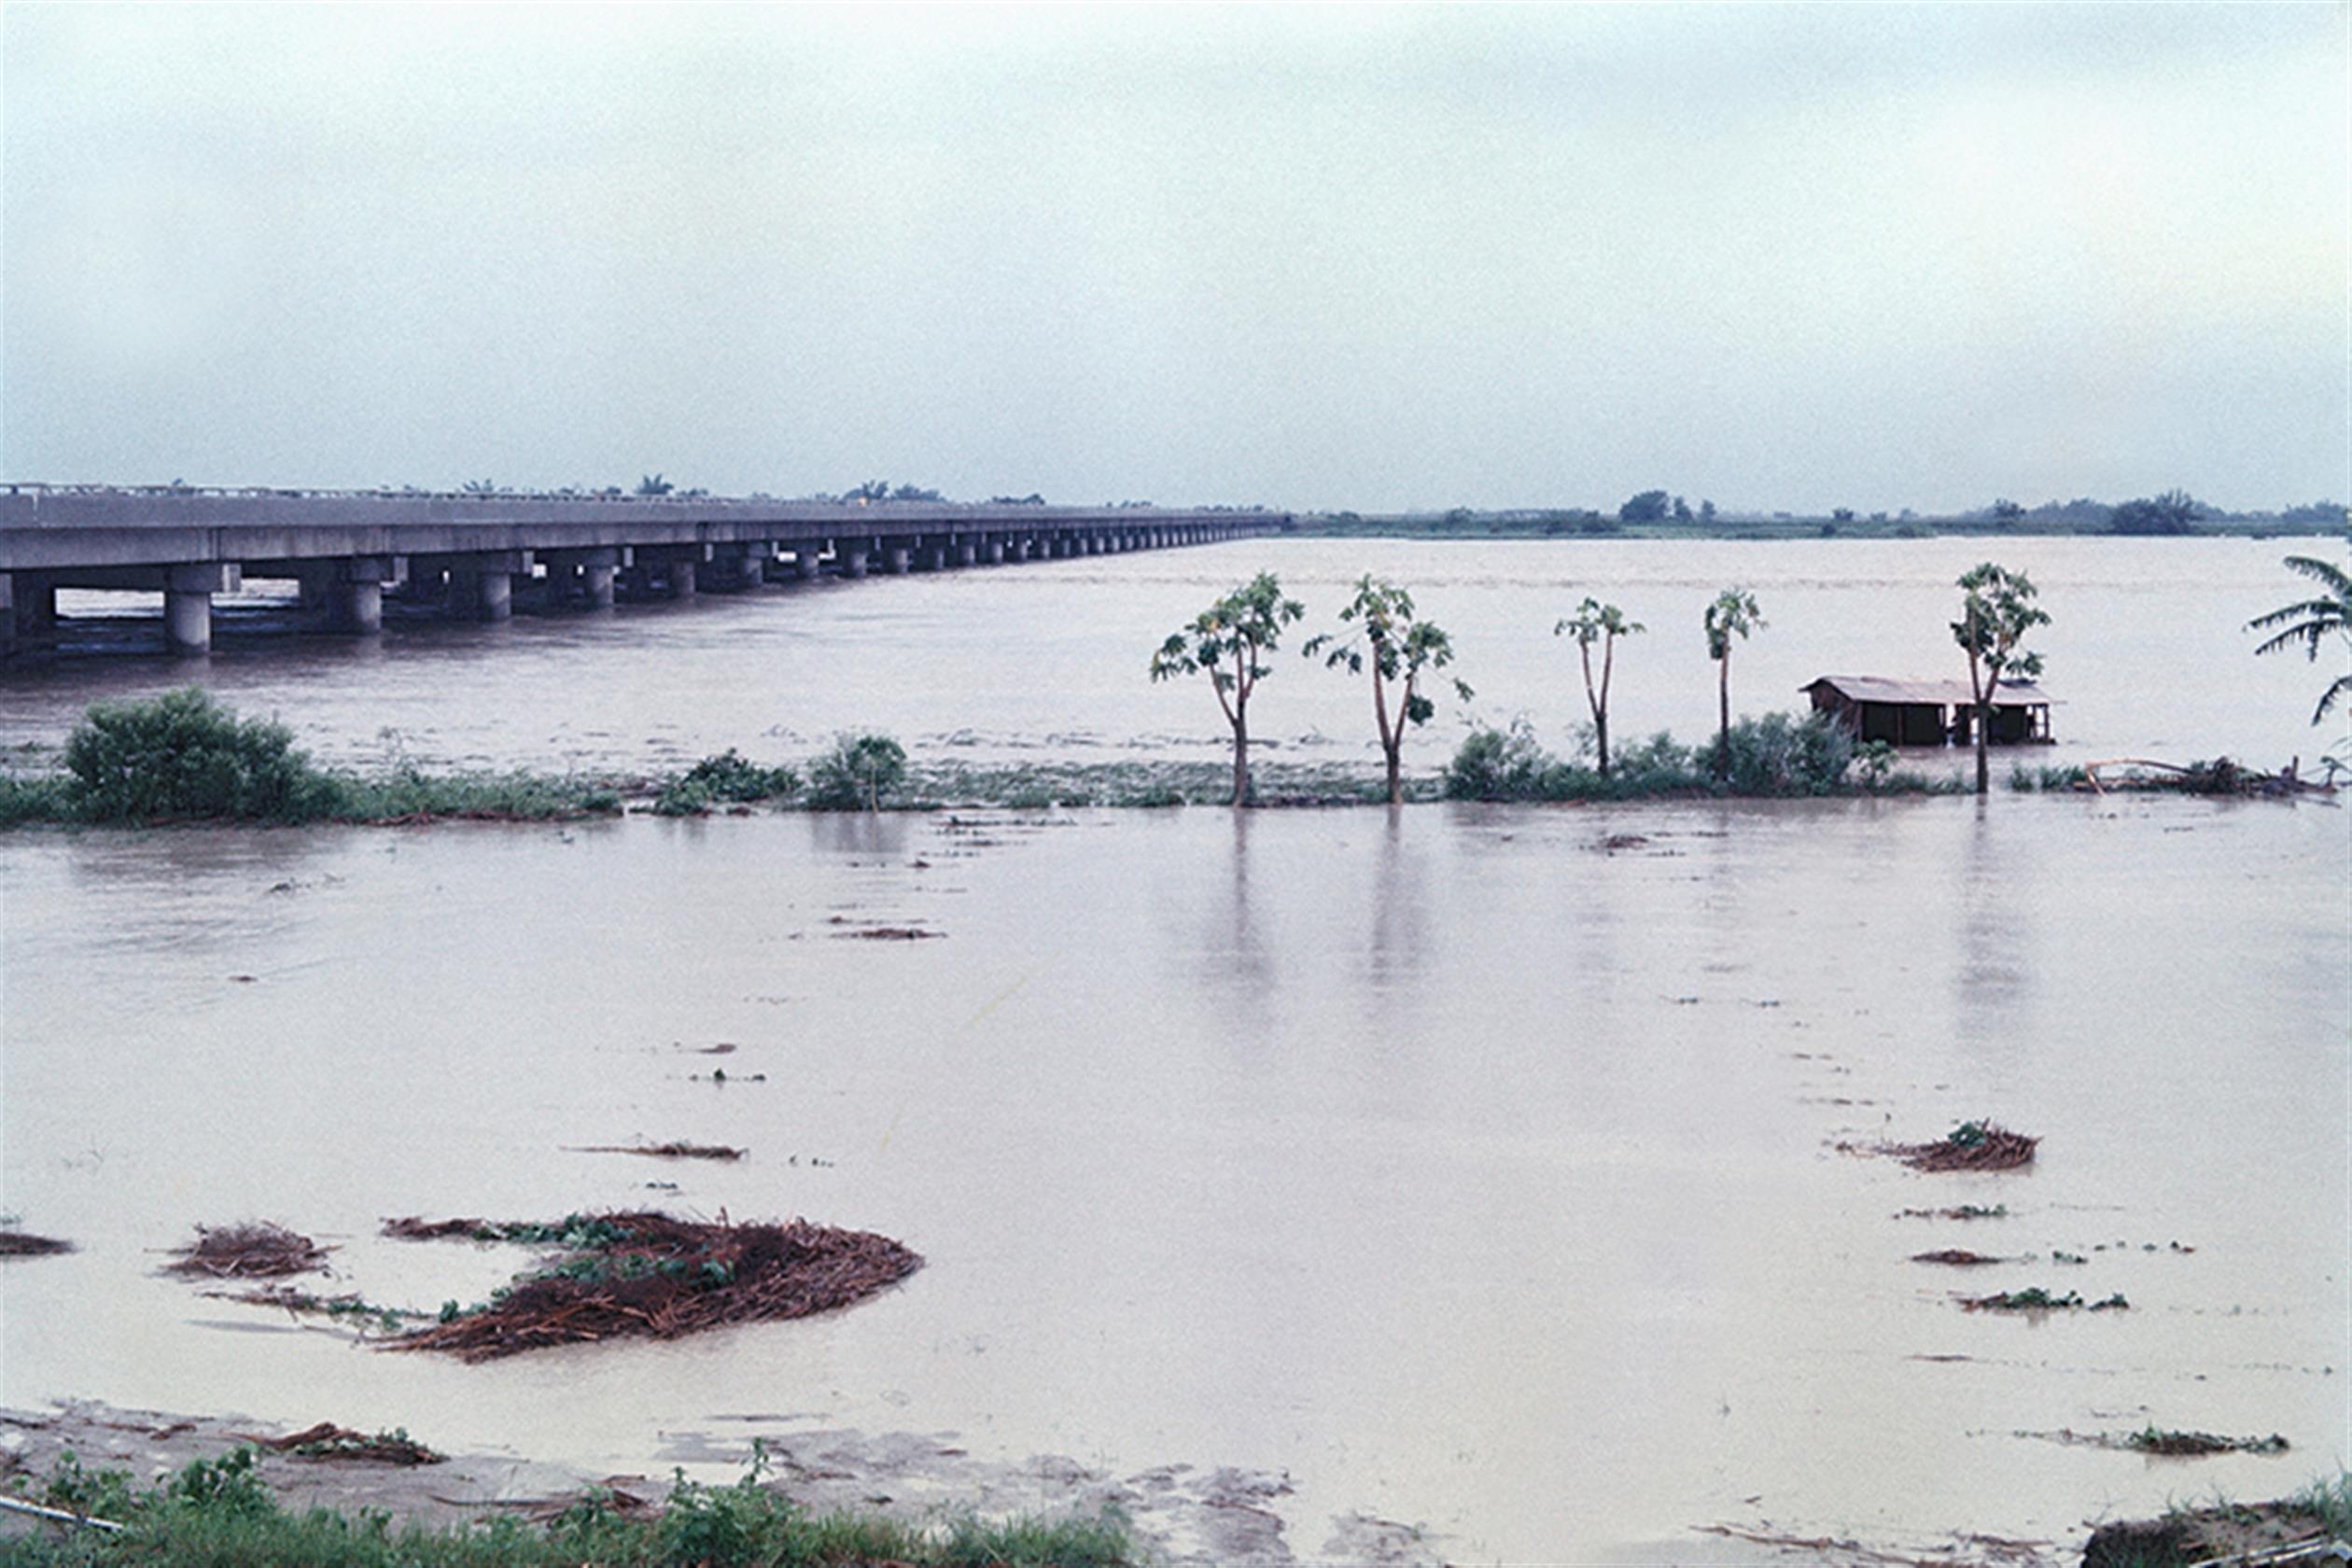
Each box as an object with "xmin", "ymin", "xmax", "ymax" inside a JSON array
[{"xmin": 1298, "ymin": 490, "xmax": 2348, "ymax": 541}]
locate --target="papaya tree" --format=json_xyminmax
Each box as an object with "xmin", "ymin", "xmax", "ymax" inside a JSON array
[
  {"xmin": 1555, "ymin": 597, "xmax": 1642, "ymax": 777},
  {"xmin": 1304, "ymin": 576, "xmax": 1471, "ymax": 805},
  {"xmin": 1952, "ymin": 562, "xmax": 2050, "ymax": 795},
  {"xmin": 2247, "ymin": 551, "xmax": 2351, "ymax": 726},
  {"xmin": 1150, "ymin": 572, "xmax": 1305, "ymax": 805},
  {"xmin": 1702, "ymin": 588, "xmax": 1764, "ymax": 777}
]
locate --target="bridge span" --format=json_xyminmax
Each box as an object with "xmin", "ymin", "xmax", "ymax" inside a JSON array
[{"xmin": 0, "ymin": 487, "xmax": 1288, "ymax": 657}]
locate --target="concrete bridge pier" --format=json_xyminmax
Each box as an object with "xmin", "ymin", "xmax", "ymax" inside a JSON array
[
  {"xmin": 984, "ymin": 539, "xmax": 1005, "ymax": 565},
  {"xmin": 885, "ymin": 546, "xmax": 911, "ymax": 575},
  {"xmin": 793, "ymin": 550, "xmax": 821, "ymax": 581},
  {"xmin": 922, "ymin": 543, "xmax": 948, "ymax": 571},
  {"xmin": 448, "ymin": 565, "xmax": 512, "ymax": 623},
  {"xmin": 957, "ymin": 540, "xmax": 978, "ymax": 567},
  {"xmin": 164, "ymin": 563, "xmax": 239, "ymax": 654},
  {"xmin": 2, "ymin": 573, "xmax": 57, "ymax": 657},
  {"xmin": 327, "ymin": 558, "xmax": 395, "ymax": 634},
  {"xmin": 840, "ymin": 549, "xmax": 870, "ymax": 579},
  {"xmin": 543, "ymin": 548, "xmax": 622, "ymax": 609}
]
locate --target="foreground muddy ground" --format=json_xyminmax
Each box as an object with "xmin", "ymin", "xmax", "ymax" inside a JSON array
[{"xmin": 0, "ymin": 1400, "xmax": 1440, "ymax": 1566}]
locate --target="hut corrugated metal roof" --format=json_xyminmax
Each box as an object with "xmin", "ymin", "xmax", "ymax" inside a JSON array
[{"xmin": 1801, "ymin": 676, "xmax": 2053, "ymax": 706}]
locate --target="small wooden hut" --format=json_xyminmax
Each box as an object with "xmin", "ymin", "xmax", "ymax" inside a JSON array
[{"xmin": 1801, "ymin": 676, "xmax": 2054, "ymax": 747}]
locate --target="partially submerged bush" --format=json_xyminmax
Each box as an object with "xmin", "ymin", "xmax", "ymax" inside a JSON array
[
  {"xmin": 63, "ymin": 688, "xmax": 346, "ymax": 823},
  {"xmin": 806, "ymin": 733, "xmax": 908, "ymax": 810},
  {"xmin": 655, "ymin": 749, "xmax": 801, "ymax": 815},
  {"xmin": 1446, "ymin": 712, "xmax": 1856, "ymax": 801},
  {"xmin": 1444, "ymin": 721, "xmax": 1557, "ymax": 801}
]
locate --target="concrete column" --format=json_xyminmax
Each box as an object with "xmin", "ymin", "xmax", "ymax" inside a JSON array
[
  {"xmin": 985, "ymin": 539, "xmax": 1005, "ymax": 565},
  {"xmin": 957, "ymin": 541, "xmax": 978, "ymax": 567},
  {"xmin": 453, "ymin": 569, "xmax": 512, "ymax": 622},
  {"xmin": 296, "ymin": 564, "xmax": 334, "ymax": 615},
  {"xmin": 583, "ymin": 563, "xmax": 616, "ymax": 608},
  {"xmin": 841, "ymin": 550, "xmax": 869, "ymax": 579},
  {"xmin": 333, "ymin": 581, "xmax": 384, "ymax": 634},
  {"xmin": 735, "ymin": 553, "xmax": 766, "ymax": 588},
  {"xmin": 923, "ymin": 544, "xmax": 947, "ymax": 571},
  {"xmin": 885, "ymin": 547, "xmax": 911, "ymax": 575},
  {"xmin": 794, "ymin": 552, "xmax": 821, "ymax": 580},
  {"xmin": 163, "ymin": 564, "xmax": 232, "ymax": 655},
  {"xmin": 666, "ymin": 560, "xmax": 697, "ymax": 598}
]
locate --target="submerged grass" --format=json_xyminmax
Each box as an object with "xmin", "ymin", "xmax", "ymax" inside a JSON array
[{"xmin": 0, "ymin": 1444, "xmax": 1135, "ymax": 1567}]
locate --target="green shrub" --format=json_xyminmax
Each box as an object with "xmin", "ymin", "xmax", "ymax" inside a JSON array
[
  {"xmin": 0, "ymin": 773, "xmax": 77, "ymax": 826},
  {"xmin": 1718, "ymin": 710, "xmax": 1855, "ymax": 796},
  {"xmin": 806, "ymin": 734, "xmax": 908, "ymax": 810},
  {"xmin": 62, "ymin": 689, "xmax": 347, "ymax": 823},
  {"xmin": 677, "ymin": 749, "xmax": 799, "ymax": 804},
  {"xmin": 1444, "ymin": 721, "xmax": 1555, "ymax": 800}
]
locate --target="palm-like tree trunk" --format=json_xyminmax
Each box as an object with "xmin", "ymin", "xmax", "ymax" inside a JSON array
[{"xmin": 1715, "ymin": 655, "xmax": 1731, "ymax": 777}]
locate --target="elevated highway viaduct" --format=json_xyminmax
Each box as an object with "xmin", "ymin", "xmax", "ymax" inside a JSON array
[{"xmin": 0, "ymin": 488, "xmax": 1287, "ymax": 657}]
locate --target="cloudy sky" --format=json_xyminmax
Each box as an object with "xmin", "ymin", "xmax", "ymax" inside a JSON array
[{"xmin": 3, "ymin": 4, "xmax": 2345, "ymax": 513}]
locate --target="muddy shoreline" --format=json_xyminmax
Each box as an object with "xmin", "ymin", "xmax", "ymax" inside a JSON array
[{"xmin": 0, "ymin": 1400, "xmax": 1446, "ymax": 1566}]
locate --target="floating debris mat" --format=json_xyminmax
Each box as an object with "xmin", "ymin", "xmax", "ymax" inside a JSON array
[
  {"xmin": 1890, "ymin": 1120, "xmax": 2039, "ymax": 1172},
  {"xmin": 384, "ymin": 1211, "xmax": 920, "ymax": 1361},
  {"xmin": 163, "ymin": 1222, "xmax": 331, "ymax": 1278},
  {"xmin": 0, "ymin": 1231, "xmax": 73, "ymax": 1257}
]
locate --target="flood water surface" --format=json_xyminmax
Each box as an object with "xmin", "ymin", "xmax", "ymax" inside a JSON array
[{"xmin": 4, "ymin": 792, "xmax": 2345, "ymax": 1561}]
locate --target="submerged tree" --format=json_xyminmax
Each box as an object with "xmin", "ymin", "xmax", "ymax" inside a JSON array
[
  {"xmin": 2247, "ymin": 551, "xmax": 2352, "ymax": 727},
  {"xmin": 1702, "ymin": 588, "xmax": 1765, "ymax": 778},
  {"xmin": 1305, "ymin": 577, "xmax": 1471, "ymax": 805},
  {"xmin": 1555, "ymin": 597, "xmax": 1643, "ymax": 777},
  {"xmin": 1150, "ymin": 572, "xmax": 1306, "ymax": 805},
  {"xmin": 1952, "ymin": 562, "xmax": 2050, "ymax": 795}
]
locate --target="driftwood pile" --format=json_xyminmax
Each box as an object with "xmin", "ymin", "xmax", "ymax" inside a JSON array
[
  {"xmin": 0, "ymin": 1231, "xmax": 73, "ymax": 1257},
  {"xmin": 163, "ymin": 1222, "xmax": 331, "ymax": 1278},
  {"xmin": 384, "ymin": 1211, "xmax": 920, "ymax": 1362},
  {"xmin": 1890, "ymin": 1121, "xmax": 2038, "ymax": 1173},
  {"xmin": 251, "ymin": 1422, "xmax": 444, "ymax": 1465}
]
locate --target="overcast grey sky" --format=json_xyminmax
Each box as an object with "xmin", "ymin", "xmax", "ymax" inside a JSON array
[{"xmin": 3, "ymin": 4, "xmax": 2345, "ymax": 513}]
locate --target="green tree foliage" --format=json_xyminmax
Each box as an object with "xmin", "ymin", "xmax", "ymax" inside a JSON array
[
  {"xmin": 1618, "ymin": 489, "xmax": 1672, "ymax": 525},
  {"xmin": 63, "ymin": 688, "xmax": 345, "ymax": 823},
  {"xmin": 2247, "ymin": 551, "xmax": 2352, "ymax": 726},
  {"xmin": 1554, "ymin": 597, "xmax": 1643, "ymax": 777},
  {"xmin": 636, "ymin": 473, "xmax": 675, "ymax": 497},
  {"xmin": 1304, "ymin": 576, "xmax": 1470, "ymax": 805},
  {"xmin": 1150, "ymin": 572, "xmax": 1306, "ymax": 805},
  {"xmin": 806, "ymin": 734, "xmax": 907, "ymax": 811},
  {"xmin": 1991, "ymin": 497, "xmax": 2025, "ymax": 524},
  {"xmin": 1701, "ymin": 588, "xmax": 1765, "ymax": 777},
  {"xmin": 1953, "ymin": 562, "xmax": 2051, "ymax": 794},
  {"xmin": 2106, "ymin": 489, "xmax": 2204, "ymax": 535}
]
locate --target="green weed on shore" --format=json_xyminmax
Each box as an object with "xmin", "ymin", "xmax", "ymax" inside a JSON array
[{"xmin": 0, "ymin": 1445, "xmax": 1134, "ymax": 1568}]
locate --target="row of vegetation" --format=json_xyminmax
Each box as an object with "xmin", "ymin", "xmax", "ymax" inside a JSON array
[
  {"xmin": 0, "ymin": 549, "xmax": 2337, "ymax": 825},
  {"xmin": 1152, "ymin": 562, "xmax": 2050, "ymax": 804},
  {"xmin": 1302, "ymin": 489, "xmax": 2346, "ymax": 539},
  {"xmin": 0, "ymin": 1444, "xmax": 1131, "ymax": 1567}
]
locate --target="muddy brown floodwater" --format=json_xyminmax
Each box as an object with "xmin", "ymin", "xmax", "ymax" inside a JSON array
[{"xmin": 3, "ymin": 786, "xmax": 2345, "ymax": 1562}]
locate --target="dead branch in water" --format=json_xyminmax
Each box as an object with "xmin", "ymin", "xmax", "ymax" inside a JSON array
[
  {"xmin": 163, "ymin": 1222, "xmax": 331, "ymax": 1279},
  {"xmin": 1888, "ymin": 1121, "xmax": 2038, "ymax": 1173},
  {"xmin": 385, "ymin": 1211, "xmax": 920, "ymax": 1362}
]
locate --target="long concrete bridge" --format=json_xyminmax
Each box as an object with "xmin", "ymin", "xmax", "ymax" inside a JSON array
[{"xmin": 0, "ymin": 486, "xmax": 1288, "ymax": 657}]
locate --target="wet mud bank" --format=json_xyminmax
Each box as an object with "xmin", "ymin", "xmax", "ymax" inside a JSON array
[{"xmin": 0, "ymin": 1401, "xmax": 1443, "ymax": 1565}]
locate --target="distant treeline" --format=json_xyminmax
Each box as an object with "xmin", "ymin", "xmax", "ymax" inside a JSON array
[{"xmin": 1298, "ymin": 491, "xmax": 2347, "ymax": 541}]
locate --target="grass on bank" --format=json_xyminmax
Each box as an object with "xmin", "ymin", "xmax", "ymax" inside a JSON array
[{"xmin": 0, "ymin": 1445, "xmax": 1134, "ymax": 1568}]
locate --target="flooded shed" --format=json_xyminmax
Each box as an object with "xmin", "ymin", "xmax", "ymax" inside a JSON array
[{"xmin": 1801, "ymin": 677, "xmax": 2054, "ymax": 746}]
